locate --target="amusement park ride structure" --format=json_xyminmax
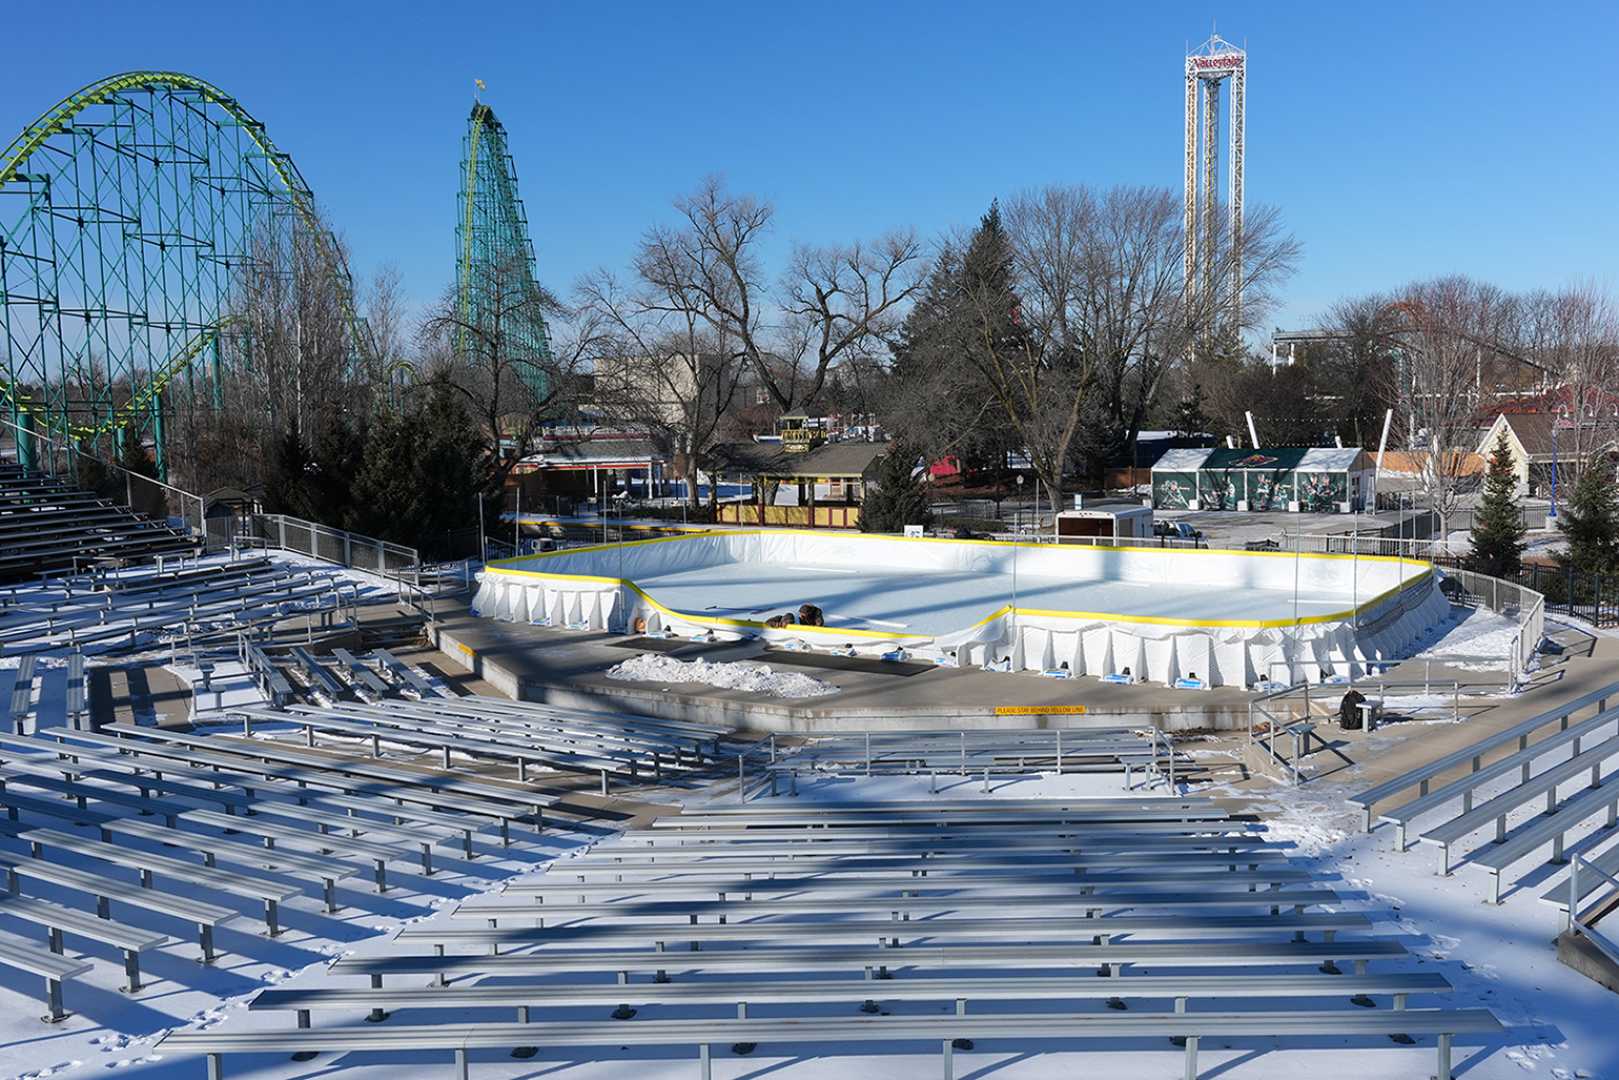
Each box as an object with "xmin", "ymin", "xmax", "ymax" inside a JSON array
[
  {"xmin": 0, "ymin": 72, "xmax": 373, "ymax": 477},
  {"xmin": 456, "ymin": 99, "xmax": 554, "ymax": 400},
  {"xmin": 0, "ymin": 73, "xmax": 553, "ymax": 480},
  {"xmin": 1184, "ymin": 33, "xmax": 1246, "ymax": 333}
]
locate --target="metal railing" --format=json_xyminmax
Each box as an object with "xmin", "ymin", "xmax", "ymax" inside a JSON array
[
  {"xmin": 1248, "ymin": 675, "xmax": 1504, "ymax": 787},
  {"xmin": 1569, "ymin": 854, "xmax": 1619, "ymax": 968},
  {"xmin": 237, "ymin": 514, "xmax": 418, "ymax": 578},
  {"xmin": 2, "ymin": 414, "xmax": 209, "ymax": 545}
]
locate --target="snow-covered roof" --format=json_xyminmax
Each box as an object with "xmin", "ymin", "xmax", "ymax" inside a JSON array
[
  {"xmin": 1151, "ymin": 448, "xmax": 1213, "ymax": 471},
  {"xmin": 1297, "ymin": 448, "xmax": 1372, "ymax": 472}
]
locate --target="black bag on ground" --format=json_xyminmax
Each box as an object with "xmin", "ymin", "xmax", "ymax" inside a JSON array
[{"xmin": 1339, "ymin": 689, "xmax": 1367, "ymax": 731}]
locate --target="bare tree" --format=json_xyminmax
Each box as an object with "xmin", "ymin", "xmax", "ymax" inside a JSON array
[
  {"xmin": 1520, "ymin": 283, "xmax": 1619, "ymax": 481},
  {"xmin": 578, "ymin": 263, "xmax": 748, "ymax": 510},
  {"xmin": 1387, "ymin": 275, "xmax": 1517, "ymax": 534},
  {"xmin": 639, "ymin": 177, "xmax": 923, "ymax": 414},
  {"xmin": 953, "ymin": 185, "xmax": 1296, "ymax": 505},
  {"xmin": 423, "ymin": 253, "xmax": 596, "ymax": 491}
]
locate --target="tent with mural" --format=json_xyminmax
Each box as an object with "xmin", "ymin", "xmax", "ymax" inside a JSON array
[{"xmin": 1151, "ymin": 447, "xmax": 1375, "ymax": 513}]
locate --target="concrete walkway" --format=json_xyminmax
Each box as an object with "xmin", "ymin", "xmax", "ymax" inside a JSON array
[{"xmin": 1237, "ymin": 622, "xmax": 1619, "ymax": 803}]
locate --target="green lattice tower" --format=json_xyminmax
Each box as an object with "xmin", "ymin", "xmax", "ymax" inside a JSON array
[
  {"xmin": 0, "ymin": 71, "xmax": 371, "ymax": 479},
  {"xmin": 456, "ymin": 103, "xmax": 552, "ymax": 400}
]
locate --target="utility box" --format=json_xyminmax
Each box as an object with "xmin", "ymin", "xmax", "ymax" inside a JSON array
[{"xmin": 1055, "ymin": 505, "xmax": 1154, "ymax": 544}]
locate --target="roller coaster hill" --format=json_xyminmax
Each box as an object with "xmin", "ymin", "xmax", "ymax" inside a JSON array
[{"xmin": 0, "ymin": 72, "xmax": 387, "ymax": 501}]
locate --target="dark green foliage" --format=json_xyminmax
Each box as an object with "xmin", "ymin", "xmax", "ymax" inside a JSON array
[
  {"xmin": 1469, "ymin": 432, "xmax": 1526, "ymax": 578},
  {"xmin": 74, "ymin": 445, "xmax": 124, "ymax": 504},
  {"xmin": 263, "ymin": 429, "xmax": 314, "ymax": 518},
  {"xmin": 118, "ymin": 436, "xmax": 166, "ymax": 518},
  {"xmin": 1557, "ymin": 458, "xmax": 1619, "ymax": 577},
  {"xmin": 351, "ymin": 375, "xmax": 488, "ymax": 559},
  {"xmin": 884, "ymin": 203, "xmax": 1023, "ymax": 477},
  {"xmin": 860, "ymin": 444, "xmax": 932, "ymax": 533},
  {"xmin": 1174, "ymin": 383, "xmax": 1212, "ymax": 439}
]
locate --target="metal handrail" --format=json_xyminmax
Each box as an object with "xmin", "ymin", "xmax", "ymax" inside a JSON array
[
  {"xmin": 1, "ymin": 414, "xmax": 210, "ymax": 543},
  {"xmin": 1569, "ymin": 854, "xmax": 1619, "ymax": 967}
]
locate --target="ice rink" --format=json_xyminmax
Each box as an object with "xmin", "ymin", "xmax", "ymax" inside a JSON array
[
  {"xmin": 473, "ymin": 530, "xmax": 1452, "ymax": 686},
  {"xmin": 629, "ymin": 557, "xmax": 1350, "ymax": 635}
]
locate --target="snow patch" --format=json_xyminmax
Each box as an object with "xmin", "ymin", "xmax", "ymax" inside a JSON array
[{"xmin": 606, "ymin": 652, "xmax": 838, "ymax": 698}]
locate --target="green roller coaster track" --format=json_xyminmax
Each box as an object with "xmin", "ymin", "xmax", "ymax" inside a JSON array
[
  {"xmin": 0, "ymin": 70, "xmax": 371, "ymax": 477},
  {"xmin": 456, "ymin": 102, "xmax": 552, "ymax": 399}
]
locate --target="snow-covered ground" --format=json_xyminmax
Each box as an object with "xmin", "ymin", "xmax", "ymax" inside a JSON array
[
  {"xmin": 5, "ymin": 651, "xmax": 1618, "ymax": 1080},
  {"xmin": 1210, "ymin": 758, "xmax": 1619, "ymax": 1080},
  {"xmin": 0, "ymin": 802, "xmax": 593, "ymax": 1080},
  {"xmin": 606, "ymin": 652, "xmax": 839, "ymax": 698},
  {"xmin": 1405, "ymin": 605, "xmax": 1530, "ymax": 671}
]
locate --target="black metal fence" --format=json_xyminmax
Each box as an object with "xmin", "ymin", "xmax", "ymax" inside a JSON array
[{"xmin": 1518, "ymin": 563, "xmax": 1619, "ymax": 628}]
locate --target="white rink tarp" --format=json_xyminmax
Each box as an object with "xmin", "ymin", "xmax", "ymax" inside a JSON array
[{"xmin": 472, "ymin": 531, "xmax": 1454, "ymax": 688}]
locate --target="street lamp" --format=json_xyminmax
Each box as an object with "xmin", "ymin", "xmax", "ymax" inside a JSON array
[
  {"xmin": 1549, "ymin": 415, "xmax": 1561, "ymax": 520},
  {"xmin": 1012, "ymin": 474, "xmax": 1024, "ymax": 659}
]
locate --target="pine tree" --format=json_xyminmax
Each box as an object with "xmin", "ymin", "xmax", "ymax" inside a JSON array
[
  {"xmin": 117, "ymin": 435, "xmax": 166, "ymax": 518},
  {"xmin": 859, "ymin": 444, "xmax": 932, "ymax": 533},
  {"xmin": 1469, "ymin": 432, "xmax": 1526, "ymax": 578},
  {"xmin": 1557, "ymin": 458, "xmax": 1619, "ymax": 577},
  {"xmin": 1174, "ymin": 383, "xmax": 1212, "ymax": 439}
]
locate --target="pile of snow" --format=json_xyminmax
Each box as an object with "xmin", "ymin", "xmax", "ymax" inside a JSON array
[{"xmin": 607, "ymin": 652, "xmax": 838, "ymax": 698}]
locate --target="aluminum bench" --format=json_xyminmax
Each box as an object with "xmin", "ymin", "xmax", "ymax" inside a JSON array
[
  {"xmin": 152, "ymin": 1010, "xmax": 1489, "ymax": 1080},
  {"xmin": 461, "ymin": 886, "xmax": 1353, "ymax": 924},
  {"xmin": 1420, "ymin": 731, "xmax": 1619, "ymax": 872},
  {"xmin": 332, "ymin": 938, "xmax": 1413, "ymax": 982},
  {"xmin": 249, "ymin": 970, "xmax": 1455, "ymax": 1024},
  {"xmin": 0, "ymin": 893, "xmax": 171, "ymax": 991},
  {"xmin": 7, "ymin": 655, "xmax": 36, "ymax": 734},
  {"xmin": 612, "ymin": 821, "xmax": 1265, "ymax": 844},
  {"xmin": 1348, "ymin": 681, "xmax": 1619, "ymax": 830},
  {"xmin": 244, "ymin": 705, "xmax": 629, "ymax": 784},
  {"xmin": 1467, "ymin": 778, "xmax": 1619, "ymax": 902},
  {"xmin": 248, "ymin": 800, "xmax": 452, "ymax": 874},
  {"xmin": 155, "ymin": 1008, "xmax": 1503, "ymax": 1080},
  {"xmin": 500, "ymin": 866, "xmax": 1318, "ymax": 900},
  {"xmin": 372, "ymin": 697, "xmax": 712, "ymax": 765},
  {"xmin": 20, "ymin": 826, "xmax": 301, "ymax": 935},
  {"xmin": 560, "ymin": 849, "xmax": 1293, "ymax": 875},
  {"xmin": 0, "ymin": 850, "xmax": 238, "ymax": 961},
  {"xmin": 87, "ymin": 724, "xmax": 554, "ymax": 828},
  {"xmin": 332, "ymin": 648, "xmax": 391, "ymax": 698},
  {"xmin": 291, "ymin": 647, "xmax": 347, "ymax": 700},
  {"xmin": 177, "ymin": 808, "xmax": 405, "ymax": 892},
  {"xmin": 101, "ymin": 816, "xmax": 358, "ymax": 913},
  {"xmin": 397, "ymin": 911, "xmax": 1375, "ymax": 952},
  {"xmin": 32, "ymin": 729, "xmax": 523, "ymax": 844},
  {"xmin": 372, "ymin": 648, "xmax": 441, "ymax": 697},
  {"xmin": 0, "ymin": 755, "xmax": 256, "ymax": 815},
  {"xmin": 0, "ymin": 767, "xmax": 192, "ymax": 825},
  {"xmin": 325, "ymin": 699, "xmax": 691, "ymax": 774},
  {"xmin": 1378, "ymin": 705, "xmax": 1619, "ymax": 848},
  {"xmin": 0, "ymin": 930, "xmax": 93, "ymax": 1021}
]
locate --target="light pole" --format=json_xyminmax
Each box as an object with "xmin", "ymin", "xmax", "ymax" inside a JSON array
[
  {"xmin": 1013, "ymin": 474, "xmax": 1024, "ymax": 657},
  {"xmin": 1549, "ymin": 417, "xmax": 1560, "ymax": 520}
]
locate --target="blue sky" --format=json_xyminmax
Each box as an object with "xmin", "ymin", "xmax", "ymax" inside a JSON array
[{"xmin": 5, "ymin": 0, "xmax": 1617, "ymax": 334}]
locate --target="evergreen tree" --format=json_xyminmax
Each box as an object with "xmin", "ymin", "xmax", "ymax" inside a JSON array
[
  {"xmin": 883, "ymin": 202, "xmax": 1024, "ymax": 479},
  {"xmin": 859, "ymin": 444, "xmax": 932, "ymax": 533},
  {"xmin": 1469, "ymin": 432, "xmax": 1526, "ymax": 578},
  {"xmin": 1174, "ymin": 383, "xmax": 1212, "ymax": 439},
  {"xmin": 1557, "ymin": 458, "xmax": 1619, "ymax": 577},
  {"xmin": 350, "ymin": 375, "xmax": 488, "ymax": 559},
  {"xmin": 263, "ymin": 429, "xmax": 314, "ymax": 518},
  {"xmin": 118, "ymin": 435, "xmax": 166, "ymax": 518}
]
